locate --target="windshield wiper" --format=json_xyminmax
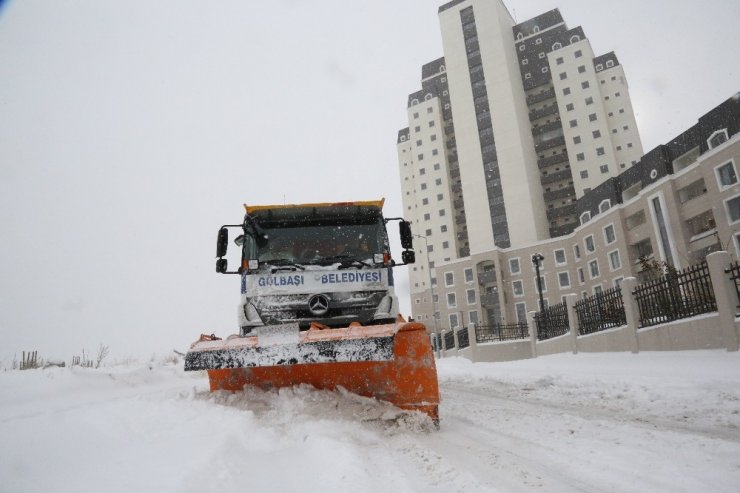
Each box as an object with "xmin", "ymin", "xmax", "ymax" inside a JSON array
[
  {"xmin": 263, "ymin": 258, "xmax": 305, "ymax": 271},
  {"xmin": 313, "ymin": 255, "xmax": 373, "ymax": 269}
]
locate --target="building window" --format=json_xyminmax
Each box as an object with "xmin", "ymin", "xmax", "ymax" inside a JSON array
[
  {"xmin": 524, "ymin": 73, "xmax": 531, "ymax": 80},
  {"xmin": 604, "ymin": 224, "xmax": 616, "ymax": 243},
  {"xmin": 512, "ymin": 280, "xmax": 524, "ymax": 297},
  {"xmin": 570, "ymin": 35, "xmax": 581, "ymax": 43},
  {"xmin": 413, "ymin": 112, "xmax": 419, "ymax": 118},
  {"xmin": 445, "ymin": 272, "xmax": 454, "ymax": 287},
  {"xmin": 556, "ymin": 56, "xmax": 564, "ymax": 64},
  {"xmin": 595, "ymin": 63, "xmax": 603, "ymax": 71},
  {"xmin": 566, "ymin": 103, "xmax": 574, "ymax": 111},
  {"xmin": 600, "ymin": 164, "xmax": 609, "ymax": 174},
  {"xmin": 581, "ymin": 81, "xmax": 590, "ymax": 89},
  {"xmin": 421, "ymin": 183, "xmax": 427, "ymax": 190},
  {"xmin": 440, "ymin": 224, "xmax": 447, "ymax": 232},
  {"xmin": 578, "ymin": 65, "xmax": 586, "ymax": 73},
  {"xmin": 574, "ymin": 50, "xmax": 582, "ymax": 58},
  {"xmin": 609, "ymin": 250, "xmax": 621, "ymax": 270},
  {"xmin": 464, "ymin": 268, "xmax": 474, "ymax": 283},
  {"xmin": 469, "ymin": 310, "xmax": 479, "ymax": 325},
  {"xmin": 519, "ymin": 44, "xmax": 525, "ymax": 52},
  {"xmin": 449, "ymin": 313, "xmax": 459, "ymax": 328},
  {"xmin": 510, "ymin": 257, "xmax": 521, "ymax": 274},
  {"xmin": 447, "ymin": 292, "xmax": 456, "ymax": 308},
  {"xmin": 416, "ymin": 140, "xmax": 422, "ymax": 146},
  {"xmin": 442, "ymin": 241, "xmax": 449, "ymax": 249},
  {"xmin": 715, "ymin": 160, "xmax": 738, "ymax": 189},
  {"xmin": 725, "ymin": 195, "xmax": 740, "ymax": 224},
  {"xmin": 558, "ymin": 271, "xmax": 571, "ymax": 288},
  {"xmin": 579, "ymin": 169, "xmax": 588, "ymax": 179},
  {"xmin": 606, "ymin": 60, "xmax": 614, "ymax": 68},
  {"xmin": 573, "ymin": 244, "xmax": 581, "ymax": 259},
  {"xmin": 559, "ymin": 72, "xmax": 567, "ymax": 80},
  {"xmin": 578, "ymin": 268, "xmax": 585, "ymax": 284},
  {"xmin": 467, "ymin": 289, "xmax": 476, "ymax": 305},
  {"xmin": 515, "ymin": 302, "xmax": 527, "ymax": 323},
  {"xmin": 439, "ymin": 209, "xmax": 446, "ymax": 217},
  {"xmin": 589, "ymin": 114, "xmax": 598, "ymax": 122},
  {"xmin": 708, "ymin": 129, "xmax": 729, "ymax": 149},
  {"xmin": 577, "ymin": 153, "xmax": 585, "ymax": 161},
  {"xmin": 437, "ymin": 193, "xmax": 444, "ymax": 201},
  {"xmin": 589, "ymin": 259, "xmax": 600, "ymax": 278},
  {"xmin": 592, "ymin": 130, "xmax": 601, "ymax": 138},
  {"xmin": 432, "ymin": 149, "xmax": 439, "ymax": 156},
  {"xmin": 538, "ymin": 52, "xmax": 545, "ymax": 58},
  {"xmin": 563, "ymin": 87, "xmax": 571, "ymax": 95},
  {"xmin": 427, "ymin": 107, "xmax": 433, "ymax": 113},
  {"xmin": 573, "ymin": 136, "xmax": 581, "ymax": 144},
  {"xmin": 423, "ymin": 213, "xmax": 430, "ymax": 220},
  {"xmin": 585, "ymin": 234, "xmax": 595, "ymax": 252},
  {"xmin": 541, "ymin": 67, "xmax": 549, "ymax": 73},
  {"xmin": 554, "ymin": 249, "xmax": 566, "ymax": 265},
  {"xmin": 596, "ymin": 146, "xmax": 605, "ymax": 155},
  {"xmin": 427, "ymin": 244, "xmax": 434, "ymax": 253},
  {"xmin": 580, "ymin": 211, "xmax": 591, "ymax": 224},
  {"xmin": 570, "ymin": 119, "xmax": 578, "ymax": 128},
  {"xmin": 422, "ymin": 198, "xmax": 429, "ymax": 205}
]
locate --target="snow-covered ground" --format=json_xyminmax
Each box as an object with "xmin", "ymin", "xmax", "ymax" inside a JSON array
[{"xmin": 2, "ymin": 350, "xmax": 739, "ymax": 492}]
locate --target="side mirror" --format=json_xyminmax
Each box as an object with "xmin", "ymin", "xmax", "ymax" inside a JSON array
[
  {"xmin": 234, "ymin": 234, "xmax": 245, "ymax": 247},
  {"xmin": 216, "ymin": 258, "xmax": 228, "ymax": 273},
  {"xmin": 217, "ymin": 228, "xmax": 228, "ymax": 258},
  {"xmin": 402, "ymin": 250, "xmax": 415, "ymax": 265},
  {"xmin": 399, "ymin": 221, "xmax": 413, "ymax": 249}
]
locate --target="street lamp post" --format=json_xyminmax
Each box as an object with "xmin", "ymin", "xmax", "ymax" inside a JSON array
[
  {"xmin": 532, "ymin": 253, "xmax": 546, "ymax": 313},
  {"xmin": 413, "ymin": 234, "xmax": 440, "ymax": 333}
]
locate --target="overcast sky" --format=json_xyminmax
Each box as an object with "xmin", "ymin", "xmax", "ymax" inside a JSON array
[{"xmin": 1, "ymin": 0, "xmax": 738, "ymax": 362}]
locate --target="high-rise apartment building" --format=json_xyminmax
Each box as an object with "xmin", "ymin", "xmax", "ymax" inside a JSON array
[{"xmin": 398, "ymin": 0, "xmax": 644, "ymax": 325}]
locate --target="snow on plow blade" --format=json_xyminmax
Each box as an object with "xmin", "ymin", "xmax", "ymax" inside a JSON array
[{"xmin": 185, "ymin": 319, "xmax": 440, "ymax": 421}]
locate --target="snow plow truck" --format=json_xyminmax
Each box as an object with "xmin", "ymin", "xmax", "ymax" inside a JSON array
[{"xmin": 184, "ymin": 199, "xmax": 440, "ymax": 422}]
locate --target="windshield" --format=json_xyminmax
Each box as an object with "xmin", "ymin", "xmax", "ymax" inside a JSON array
[{"xmin": 250, "ymin": 221, "xmax": 386, "ymax": 266}]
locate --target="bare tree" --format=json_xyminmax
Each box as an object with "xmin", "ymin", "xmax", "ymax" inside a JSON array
[{"xmin": 96, "ymin": 344, "xmax": 110, "ymax": 368}]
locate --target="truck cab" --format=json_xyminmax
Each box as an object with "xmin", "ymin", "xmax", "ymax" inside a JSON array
[{"xmin": 216, "ymin": 200, "xmax": 415, "ymax": 334}]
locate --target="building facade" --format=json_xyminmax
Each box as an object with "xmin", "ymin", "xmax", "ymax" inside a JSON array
[
  {"xmin": 411, "ymin": 94, "xmax": 740, "ymax": 330},
  {"xmin": 398, "ymin": 0, "xmax": 644, "ymax": 327}
]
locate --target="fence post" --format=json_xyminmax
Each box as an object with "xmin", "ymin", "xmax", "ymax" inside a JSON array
[
  {"xmin": 706, "ymin": 251, "xmax": 739, "ymax": 352},
  {"xmin": 467, "ymin": 322, "xmax": 478, "ymax": 361},
  {"xmin": 565, "ymin": 294, "xmax": 579, "ymax": 354},
  {"xmin": 452, "ymin": 326, "xmax": 460, "ymax": 356},
  {"xmin": 620, "ymin": 277, "xmax": 640, "ymax": 354},
  {"xmin": 440, "ymin": 330, "xmax": 447, "ymax": 358},
  {"xmin": 527, "ymin": 310, "xmax": 538, "ymax": 358}
]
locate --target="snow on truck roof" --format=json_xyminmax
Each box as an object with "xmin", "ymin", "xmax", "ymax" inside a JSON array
[{"xmin": 244, "ymin": 199, "xmax": 385, "ymax": 215}]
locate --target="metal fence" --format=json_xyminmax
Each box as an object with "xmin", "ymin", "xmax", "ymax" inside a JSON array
[
  {"xmin": 456, "ymin": 327, "xmax": 470, "ymax": 349},
  {"xmin": 726, "ymin": 261, "xmax": 740, "ymax": 310},
  {"xmin": 534, "ymin": 301, "xmax": 569, "ymax": 341},
  {"xmin": 474, "ymin": 323, "xmax": 529, "ymax": 343},
  {"xmin": 574, "ymin": 286, "xmax": 627, "ymax": 335},
  {"xmin": 443, "ymin": 330, "xmax": 455, "ymax": 350},
  {"xmin": 633, "ymin": 260, "xmax": 716, "ymax": 328}
]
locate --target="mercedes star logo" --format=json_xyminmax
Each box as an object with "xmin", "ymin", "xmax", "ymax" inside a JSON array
[{"xmin": 307, "ymin": 294, "xmax": 330, "ymax": 316}]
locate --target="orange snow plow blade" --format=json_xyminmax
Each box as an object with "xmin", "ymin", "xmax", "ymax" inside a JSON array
[{"xmin": 185, "ymin": 318, "xmax": 440, "ymax": 422}]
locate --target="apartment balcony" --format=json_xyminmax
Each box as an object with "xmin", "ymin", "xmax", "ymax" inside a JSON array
[
  {"xmin": 543, "ymin": 186, "xmax": 575, "ymax": 202},
  {"xmin": 446, "ymin": 137, "xmax": 456, "ymax": 150},
  {"xmin": 480, "ymin": 292, "xmax": 499, "ymax": 307},
  {"xmin": 453, "ymin": 198, "xmax": 465, "ymax": 209},
  {"xmin": 546, "ymin": 203, "xmax": 577, "ymax": 221},
  {"xmin": 532, "ymin": 120, "xmax": 563, "ymax": 137},
  {"xmin": 455, "ymin": 214, "xmax": 466, "ymax": 225},
  {"xmin": 456, "ymin": 230, "xmax": 468, "ymax": 242},
  {"xmin": 451, "ymin": 182, "xmax": 462, "ymax": 193},
  {"xmin": 477, "ymin": 270, "xmax": 497, "ymax": 285},
  {"xmin": 526, "ymin": 87, "xmax": 556, "ymax": 105},
  {"xmin": 529, "ymin": 104, "xmax": 559, "ymax": 122},
  {"xmin": 535, "ymin": 135, "xmax": 566, "ymax": 153},
  {"xmin": 540, "ymin": 168, "xmax": 572, "ymax": 186},
  {"xmin": 538, "ymin": 152, "xmax": 569, "ymax": 169}
]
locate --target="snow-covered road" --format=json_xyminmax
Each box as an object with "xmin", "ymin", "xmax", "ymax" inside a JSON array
[{"xmin": 2, "ymin": 351, "xmax": 739, "ymax": 492}]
